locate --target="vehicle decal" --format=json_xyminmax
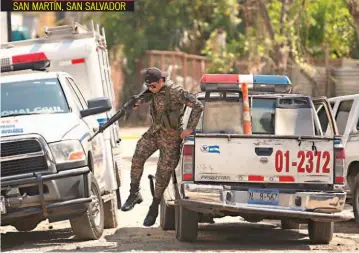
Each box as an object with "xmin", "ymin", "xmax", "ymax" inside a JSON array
[
  {"xmin": 0, "ymin": 119, "xmax": 23, "ymax": 135},
  {"xmin": 200, "ymin": 145, "xmax": 220, "ymax": 154},
  {"xmin": 96, "ymin": 118, "xmax": 109, "ymax": 127},
  {"xmin": 1, "ymin": 106, "xmax": 65, "ymax": 116},
  {"xmin": 80, "ymin": 132, "xmax": 90, "ymax": 142}
]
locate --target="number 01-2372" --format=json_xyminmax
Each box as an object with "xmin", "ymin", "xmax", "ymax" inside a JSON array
[{"xmin": 275, "ymin": 150, "xmax": 331, "ymax": 174}]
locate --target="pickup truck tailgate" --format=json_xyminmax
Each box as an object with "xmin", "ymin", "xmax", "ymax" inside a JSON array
[{"xmin": 194, "ymin": 136, "xmax": 334, "ymax": 185}]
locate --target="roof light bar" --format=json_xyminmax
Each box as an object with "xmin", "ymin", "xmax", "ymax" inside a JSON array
[
  {"xmin": 200, "ymin": 74, "xmax": 292, "ymax": 93},
  {"xmin": 1, "ymin": 52, "xmax": 50, "ymax": 73}
]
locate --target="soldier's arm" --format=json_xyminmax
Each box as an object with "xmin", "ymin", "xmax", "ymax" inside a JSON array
[{"xmin": 174, "ymin": 86, "xmax": 204, "ymax": 130}]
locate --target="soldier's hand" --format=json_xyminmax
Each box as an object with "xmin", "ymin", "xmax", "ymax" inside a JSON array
[{"xmin": 180, "ymin": 129, "xmax": 193, "ymax": 139}]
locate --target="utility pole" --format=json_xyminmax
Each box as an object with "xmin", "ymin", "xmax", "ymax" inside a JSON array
[{"xmin": 7, "ymin": 11, "xmax": 12, "ymax": 42}]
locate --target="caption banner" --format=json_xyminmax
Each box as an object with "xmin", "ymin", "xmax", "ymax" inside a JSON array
[{"xmin": 1, "ymin": 0, "xmax": 135, "ymax": 12}]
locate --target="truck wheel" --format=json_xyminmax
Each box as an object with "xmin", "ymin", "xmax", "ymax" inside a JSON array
[
  {"xmin": 281, "ymin": 219, "xmax": 301, "ymax": 229},
  {"xmin": 308, "ymin": 220, "xmax": 333, "ymax": 244},
  {"xmin": 353, "ymin": 174, "xmax": 359, "ymax": 224},
  {"xmin": 160, "ymin": 196, "xmax": 175, "ymax": 230},
  {"xmin": 70, "ymin": 174, "xmax": 104, "ymax": 240},
  {"xmin": 175, "ymin": 204, "xmax": 199, "ymax": 242},
  {"xmin": 104, "ymin": 192, "xmax": 119, "ymax": 229},
  {"xmin": 13, "ymin": 219, "xmax": 39, "ymax": 232}
]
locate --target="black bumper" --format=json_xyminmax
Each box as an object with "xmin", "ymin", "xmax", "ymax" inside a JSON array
[{"xmin": 1, "ymin": 167, "xmax": 91, "ymax": 222}]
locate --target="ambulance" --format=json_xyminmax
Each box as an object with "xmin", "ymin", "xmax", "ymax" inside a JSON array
[
  {"xmin": 0, "ymin": 20, "xmax": 121, "ymax": 148},
  {"xmin": 0, "ymin": 21, "xmax": 122, "ymax": 239}
]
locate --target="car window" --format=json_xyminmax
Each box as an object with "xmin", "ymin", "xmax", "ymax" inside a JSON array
[
  {"xmin": 67, "ymin": 78, "xmax": 88, "ymax": 109},
  {"xmin": 316, "ymin": 104, "xmax": 329, "ymax": 133},
  {"xmin": 1, "ymin": 78, "xmax": 69, "ymax": 117},
  {"xmin": 251, "ymin": 98, "xmax": 276, "ymax": 134},
  {"xmin": 64, "ymin": 78, "xmax": 84, "ymax": 111},
  {"xmin": 335, "ymin": 100, "xmax": 353, "ymax": 135}
]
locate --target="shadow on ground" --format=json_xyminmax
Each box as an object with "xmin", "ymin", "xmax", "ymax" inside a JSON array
[
  {"xmin": 49, "ymin": 222, "xmax": 312, "ymax": 252},
  {"xmin": 334, "ymin": 219, "xmax": 359, "ymax": 234},
  {"xmin": 1, "ymin": 228, "xmax": 78, "ymax": 251},
  {"xmin": 2, "ymin": 220, "xmax": 358, "ymax": 252}
]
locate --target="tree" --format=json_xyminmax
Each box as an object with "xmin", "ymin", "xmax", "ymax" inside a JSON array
[{"xmin": 347, "ymin": 0, "xmax": 359, "ymax": 41}]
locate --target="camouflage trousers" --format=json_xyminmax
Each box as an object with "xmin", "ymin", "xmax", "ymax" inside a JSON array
[{"xmin": 130, "ymin": 129, "xmax": 182, "ymax": 199}]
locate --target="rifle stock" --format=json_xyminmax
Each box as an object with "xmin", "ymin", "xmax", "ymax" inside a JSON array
[{"xmin": 88, "ymin": 87, "xmax": 150, "ymax": 142}]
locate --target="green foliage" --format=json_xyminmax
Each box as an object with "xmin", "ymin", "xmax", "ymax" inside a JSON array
[
  {"xmin": 300, "ymin": 0, "xmax": 355, "ymax": 58},
  {"xmin": 97, "ymin": 0, "xmax": 357, "ymax": 78}
]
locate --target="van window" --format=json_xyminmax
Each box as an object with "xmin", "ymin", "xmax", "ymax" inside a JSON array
[
  {"xmin": 335, "ymin": 100, "xmax": 353, "ymax": 135},
  {"xmin": 251, "ymin": 98, "xmax": 276, "ymax": 134},
  {"xmin": 1, "ymin": 78, "xmax": 69, "ymax": 117}
]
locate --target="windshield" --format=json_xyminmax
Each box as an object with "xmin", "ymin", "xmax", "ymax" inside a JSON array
[{"xmin": 1, "ymin": 78, "xmax": 69, "ymax": 117}]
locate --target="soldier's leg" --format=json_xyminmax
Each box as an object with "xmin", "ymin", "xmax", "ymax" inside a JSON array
[
  {"xmin": 143, "ymin": 134, "xmax": 181, "ymax": 226},
  {"xmin": 121, "ymin": 134, "xmax": 159, "ymax": 211}
]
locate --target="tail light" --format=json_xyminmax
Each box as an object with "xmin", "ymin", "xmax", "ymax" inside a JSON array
[
  {"xmin": 182, "ymin": 145, "xmax": 194, "ymax": 181},
  {"xmin": 334, "ymin": 144, "xmax": 346, "ymax": 184}
]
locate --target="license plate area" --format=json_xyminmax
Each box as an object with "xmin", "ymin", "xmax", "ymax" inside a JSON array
[
  {"xmin": 0, "ymin": 196, "xmax": 6, "ymax": 214},
  {"xmin": 248, "ymin": 188, "xmax": 279, "ymax": 205}
]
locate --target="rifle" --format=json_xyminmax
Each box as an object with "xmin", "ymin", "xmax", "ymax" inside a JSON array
[{"xmin": 88, "ymin": 86, "xmax": 151, "ymax": 142}]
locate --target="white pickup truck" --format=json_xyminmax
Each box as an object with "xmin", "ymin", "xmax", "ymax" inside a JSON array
[
  {"xmin": 161, "ymin": 74, "xmax": 351, "ymax": 244},
  {"xmin": 327, "ymin": 94, "xmax": 359, "ymax": 223}
]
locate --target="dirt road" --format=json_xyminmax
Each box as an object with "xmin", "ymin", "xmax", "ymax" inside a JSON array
[{"xmin": 1, "ymin": 128, "xmax": 359, "ymax": 252}]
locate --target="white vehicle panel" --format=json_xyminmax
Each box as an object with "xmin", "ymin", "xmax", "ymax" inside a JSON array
[{"xmin": 194, "ymin": 137, "xmax": 334, "ymax": 184}]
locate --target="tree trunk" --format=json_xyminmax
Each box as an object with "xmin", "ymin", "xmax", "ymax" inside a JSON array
[
  {"xmin": 258, "ymin": 0, "xmax": 290, "ymax": 75},
  {"xmin": 348, "ymin": 0, "xmax": 359, "ymax": 41}
]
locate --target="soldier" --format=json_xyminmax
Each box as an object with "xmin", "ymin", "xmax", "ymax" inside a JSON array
[{"xmin": 121, "ymin": 67, "xmax": 204, "ymax": 227}]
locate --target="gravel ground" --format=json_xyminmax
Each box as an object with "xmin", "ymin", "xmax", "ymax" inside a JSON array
[{"xmin": 1, "ymin": 127, "xmax": 359, "ymax": 252}]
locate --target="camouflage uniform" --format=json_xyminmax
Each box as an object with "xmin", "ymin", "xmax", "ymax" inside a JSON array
[
  {"xmin": 132, "ymin": 78, "xmax": 203, "ymax": 199},
  {"xmin": 121, "ymin": 73, "xmax": 203, "ymax": 227}
]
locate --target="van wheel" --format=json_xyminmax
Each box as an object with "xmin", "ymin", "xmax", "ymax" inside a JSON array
[
  {"xmin": 13, "ymin": 219, "xmax": 39, "ymax": 232},
  {"xmin": 70, "ymin": 174, "xmax": 104, "ymax": 240},
  {"xmin": 353, "ymin": 174, "xmax": 359, "ymax": 224},
  {"xmin": 281, "ymin": 219, "xmax": 301, "ymax": 229},
  {"xmin": 308, "ymin": 221, "xmax": 333, "ymax": 244},
  {"xmin": 104, "ymin": 192, "xmax": 119, "ymax": 229},
  {"xmin": 175, "ymin": 204, "xmax": 199, "ymax": 242},
  {"xmin": 160, "ymin": 196, "xmax": 175, "ymax": 230}
]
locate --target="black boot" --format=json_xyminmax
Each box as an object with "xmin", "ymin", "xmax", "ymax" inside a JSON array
[
  {"xmin": 121, "ymin": 183, "xmax": 143, "ymax": 212},
  {"xmin": 143, "ymin": 198, "xmax": 161, "ymax": 227}
]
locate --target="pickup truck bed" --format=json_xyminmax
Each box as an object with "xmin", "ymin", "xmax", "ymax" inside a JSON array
[{"xmin": 163, "ymin": 88, "xmax": 351, "ymax": 244}]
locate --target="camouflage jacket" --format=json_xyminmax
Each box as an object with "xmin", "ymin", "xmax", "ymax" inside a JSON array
[{"xmin": 141, "ymin": 79, "xmax": 203, "ymax": 134}]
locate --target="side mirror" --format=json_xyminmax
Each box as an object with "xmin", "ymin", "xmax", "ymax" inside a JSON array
[{"xmin": 80, "ymin": 97, "xmax": 112, "ymax": 118}]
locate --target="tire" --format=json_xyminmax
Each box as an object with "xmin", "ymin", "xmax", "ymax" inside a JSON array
[
  {"xmin": 13, "ymin": 219, "xmax": 39, "ymax": 232},
  {"xmin": 175, "ymin": 204, "xmax": 199, "ymax": 242},
  {"xmin": 160, "ymin": 196, "xmax": 175, "ymax": 230},
  {"xmin": 353, "ymin": 174, "xmax": 359, "ymax": 224},
  {"xmin": 308, "ymin": 221, "xmax": 333, "ymax": 244},
  {"xmin": 104, "ymin": 192, "xmax": 119, "ymax": 229},
  {"xmin": 70, "ymin": 173, "xmax": 104, "ymax": 240},
  {"xmin": 281, "ymin": 219, "xmax": 301, "ymax": 229}
]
